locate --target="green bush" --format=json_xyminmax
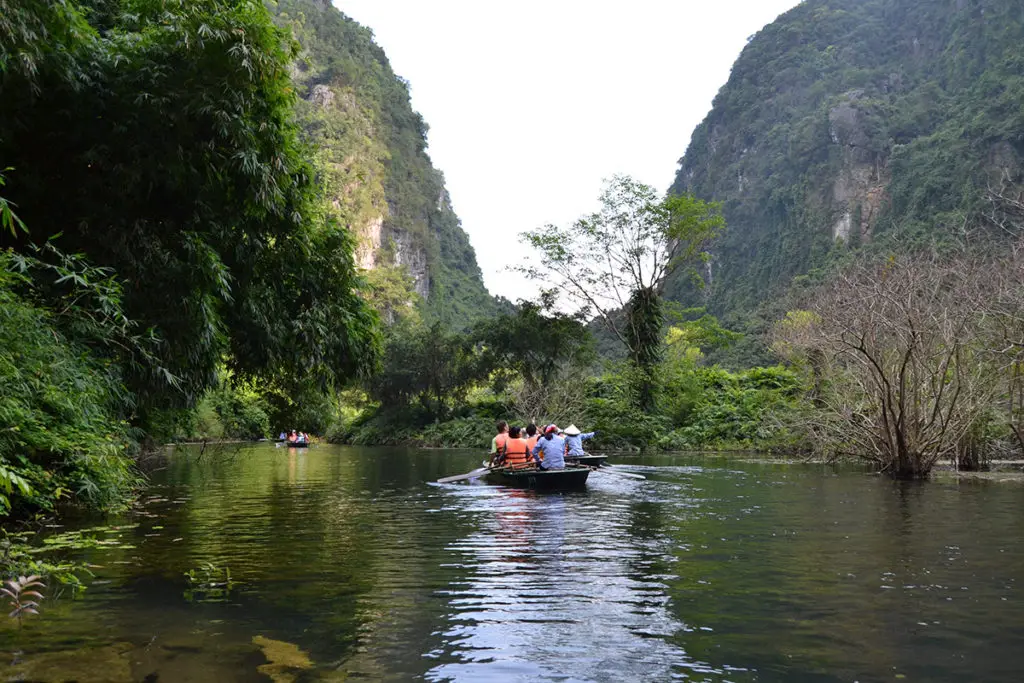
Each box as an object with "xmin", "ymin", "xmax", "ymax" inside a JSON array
[
  {"xmin": 418, "ymin": 417, "xmax": 495, "ymax": 448},
  {"xmin": 585, "ymin": 372, "xmax": 672, "ymax": 450},
  {"xmin": 0, "ymin": 260, "xmax": 137, "ymax": 517},
  {"xmin": 207, "ymin": 385, "xmax": 271, "ymax": 440},
  {"xmin": 656, "ymin": 366, "xmax": 803, "ymax": 451}
]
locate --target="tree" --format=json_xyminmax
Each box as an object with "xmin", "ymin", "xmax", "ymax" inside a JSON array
[
  {"xmin": 519, "ymin": 175, "xmax": 723, "ymax": 409},
  {"xmin": 772, "ymin": 252, "xmax": 1000, "ymax": 478},
  {"xmin": 473, "ymin": 294, "xmax": 594, "ymax": 390},
  {"xmin": 0, "ymin": 0, "xmax": 380, "ymax": 423},
  {"xmin": 367, "ymin": 321, "xmax": 481, "ymax": 421},
  {"xmin": 473, "ymin": 294, "xmax": 595, "ymax": 424}
]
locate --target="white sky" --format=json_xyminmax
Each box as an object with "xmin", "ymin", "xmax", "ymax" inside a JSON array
[{"xmin": 336, "ymin": 0, "xmax": 800, "ymax": 302}]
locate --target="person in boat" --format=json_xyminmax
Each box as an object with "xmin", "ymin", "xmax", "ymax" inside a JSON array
[
  {"xmin": 489, "ymin": 421, "xmax": 509, "ymax": 466},
  {"xmin": 278, "ymin": 431, "xmax": 287, "ymax": 441},
  {"xmin": 500, "ymin": 426, "xmax": 533, "ymax": 469},
  {"xmin": 524, "ymin": 423, "xmax": 541, "ymax": 460},
  {"xmin": 297, "ymin": 432, "xmax": 307, "ymax": 444},
  {"xmin": 287, "ymin": 430, "xmax": 298, "ymax": 443},
  {"xmin": 531, "ymin": 424, "xmax": 566, "ymax": 470},
  {"xmin": 563, "ymin": 424, "xmax": 596, "ymax": 458}
]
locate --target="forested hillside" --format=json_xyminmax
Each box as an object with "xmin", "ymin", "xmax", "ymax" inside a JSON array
[
  {"xmin": 669, "ymin": 0, "xmax": 1024, "ymax": 318},
  {"xmin": 268, "ymin": 0, "xmax": 495, "ymax": 324}
]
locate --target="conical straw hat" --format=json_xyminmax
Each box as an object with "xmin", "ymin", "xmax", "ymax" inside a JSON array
[{"xmin": 563, "ymin": 424, "xmax": 581, "ymax": 436}]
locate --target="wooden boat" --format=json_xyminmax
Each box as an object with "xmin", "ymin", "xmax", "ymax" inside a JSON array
[
  {"xmin": 481, "ymin": 462, "xmax": 590, "ymax": 490},
  {"xmin": 566, "ymin": 453, "xmax": 607, "ymax": 468},
  {"xmin": 284, "ymin": 441, "xmax": 310, "ymax": 448}
]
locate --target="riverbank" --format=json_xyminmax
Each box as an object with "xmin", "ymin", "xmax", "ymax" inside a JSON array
[{"xmin": 328, "ymin": 365, "xmax": 807, "ymax": 454}]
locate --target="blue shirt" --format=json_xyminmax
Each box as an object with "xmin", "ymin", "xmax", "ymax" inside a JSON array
[
  {"xmin": 532, "ymin": 435, "xmax": 566, "ymax": 469},
  {"xmin": 564, "ymin": 432, "xmax": 595, "ymax": 456}
]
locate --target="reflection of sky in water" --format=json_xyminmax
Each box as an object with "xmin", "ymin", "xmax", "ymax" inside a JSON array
[{"xmin": 426, "ymin": 483, "xmax": 728, "ymax": 682}]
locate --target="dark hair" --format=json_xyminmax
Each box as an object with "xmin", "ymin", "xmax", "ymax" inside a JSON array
[
  {"xmin": 526, "ymin": 423, "xmax": 537, "ymax": 437},
  {"xmin": 544, "ymin": 431, "xmax": 554, "ymax": 441},
  {"xmin": 496, "ymin": 420, "xmax": 508, "ymax": 433},
  {"xmin": 509, "ymin": 426, "xmax": 522, "ymax": 438}
]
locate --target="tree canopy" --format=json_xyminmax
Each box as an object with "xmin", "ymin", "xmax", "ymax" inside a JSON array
[
  {"xmin": 0, "ymin": 0, "xmax": 381, "ymax": 422},
  {"xmin": 520, "ymin": 175, "xmax": 723, "ymax": 408}
]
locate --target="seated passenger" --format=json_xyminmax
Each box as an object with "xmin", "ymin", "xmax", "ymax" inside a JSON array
[
  {"xmin": 501, "ymin": 426, "xmax": 532, "ymax": 469},
  {"xmin": 288, "ymin": 430, "xmax": 297, "ymax": 443},
  {"xmin": 525, "ymin": 423, "xmax": 541, "ymax": 459},
  {"xmin": 489, "ymin": 421, "xmax": 509, "ymax": 466},
  {"xmin": 531, "ymin": 424, "xmax": 566, "ymax": 470}
]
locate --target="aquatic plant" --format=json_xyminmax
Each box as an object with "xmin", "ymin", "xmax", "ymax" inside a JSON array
[
  {"xmin": 183, "ymin": 562, "xmax": 237, "ymax": 604},
  {"xmin": 1, "ymin": 530, "xmax": 91, "ymax": 595},
  {"xmin": 2, "ymin": 574, "xmax": 45, "ymax": 627}
]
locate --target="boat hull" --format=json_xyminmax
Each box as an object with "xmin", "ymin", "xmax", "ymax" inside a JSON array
[
  {"xmin": 483, "ymin": 464, "xmax": 590, "ymax": 490},
  {"xmin": 567, "ymin": 454, "xmax": 607, "ymax": 468},
  {"xmin": 284, "ymin": 442, "xmax": 310, "ymax": 448}
]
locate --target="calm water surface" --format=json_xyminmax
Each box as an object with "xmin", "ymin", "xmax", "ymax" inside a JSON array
[{"xmin": 2, "ymin": 444, "xmax": 1023, "ymax": 682}]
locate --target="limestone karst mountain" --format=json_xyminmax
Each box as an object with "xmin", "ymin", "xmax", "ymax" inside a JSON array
[
  {"xmin": 668, "ymin": 0, "xmax": 1024, "ymax": 319},
  {"xmin": 269, "ymin": 0, "xmax": 496, "ymax": 323}
]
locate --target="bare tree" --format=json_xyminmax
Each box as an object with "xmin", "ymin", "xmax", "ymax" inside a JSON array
[
  {"xmin": 509, "ymin": 369, "xmax": 589, "ymax": 428},
  {"xmin": 773, "ymin": 252, "xmax": 1000, "ymax": 478},
  {"xmin": 982, "ymin": 239, "xmax": 1024, "ymax": 456}
]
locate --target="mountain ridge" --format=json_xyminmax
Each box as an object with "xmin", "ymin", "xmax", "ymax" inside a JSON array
[
  {"xmin": 668, "ymin": 0, "xmax": 1024, "ymax": 320},
  {"xmin": 269, "ymin": 0, "xmax": 496, "ymax": 324}
]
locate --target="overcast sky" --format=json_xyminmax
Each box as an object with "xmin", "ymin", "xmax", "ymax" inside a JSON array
[{"xmin": 335, "ymin": 0, "xmax": 800, "ymax": 302}]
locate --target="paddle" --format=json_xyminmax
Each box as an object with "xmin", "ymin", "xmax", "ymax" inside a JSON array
[
  {"xmin": 588, "ymin": 466, "xmax": 646, "ymax": 481},
  {"xmin": 436, "ymin": 466, "xmax": 492, "ymax": 484}
]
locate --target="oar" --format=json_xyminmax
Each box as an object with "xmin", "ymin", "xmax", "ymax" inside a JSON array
[
  {"xmin": 436, "ymin": 467, "xmax": 491, "ymax": 484},
  {"xmin": 588, "ymin": 466, "xmax": 646, "ymax": 480}
]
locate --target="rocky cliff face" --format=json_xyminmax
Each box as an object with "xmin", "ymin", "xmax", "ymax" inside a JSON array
[
  {"xmin": 826, "ymin": 91, "xmax": 890, "ymax": 243},
  {"xmin": 668, "ymin": 0, "xmax": 1024, "ymax": 319},
  {"xmin": 271, "ymin": 0, "xmax": 495, "ymax": 322}
]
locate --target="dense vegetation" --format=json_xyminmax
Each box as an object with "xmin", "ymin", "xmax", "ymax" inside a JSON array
[
  {"xmin": 335, "ymin": 179, "xmax": 804, "ymax": 456},
  {"xmin": 0, "ymin": 0, "xmax": 381, "ymax": 521},
  {"xmin": 669, "ymin": 0, "xmax": 1024, "ymax": 328},
  {"xmin": 331, "ymin": 300, "xmax": 804, "ymax": 455},
  {"xmin": 6, "ymin": 0, "xmax": 1024, "ymax": 547}
]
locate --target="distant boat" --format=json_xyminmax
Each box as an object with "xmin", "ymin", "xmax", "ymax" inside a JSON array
[{"xmin": 481, "ymin": 461, "xmax": 589, "ymax": 490}]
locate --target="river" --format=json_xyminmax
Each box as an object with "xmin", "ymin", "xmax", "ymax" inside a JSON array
[{"xmin": 2, "ymin": 444, "xmax": 1023, "ymax": 682}]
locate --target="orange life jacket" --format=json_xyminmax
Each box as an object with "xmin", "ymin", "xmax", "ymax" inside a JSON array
[
  {"xmin": 525, "ymin": 435, "xmax": 542, "ymax": 460},
  {"xmin": 502, "ymin": 438, "xmax": 532, "ymax": 467},
  {"xmin": 494, "ymin": 433, "xmax": 509, "ymax": 452}
]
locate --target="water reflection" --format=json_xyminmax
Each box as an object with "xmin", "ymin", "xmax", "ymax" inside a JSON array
[
  {"xmin": 427, "ymin": 484, "xmax": 726, "ymax": 682},
  {"xmin": 2, "ymin": 446, "xmax": 1023, "ymax": 682}
]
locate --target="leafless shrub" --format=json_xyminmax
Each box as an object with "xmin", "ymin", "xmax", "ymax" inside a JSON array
[
  {"xmin": 773, "ymin": 251, "xmax": 1001, "ymax": 478},
  {"xmin": 509, "ymin": 370, "xmax": 588, "ymax": 427},
  {"xmin": 982, "ymin": 239, "xmax": 1024, "ymax": 455}
]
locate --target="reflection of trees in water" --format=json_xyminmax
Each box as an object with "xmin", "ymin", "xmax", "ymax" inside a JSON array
[
  {"xmin": 661, "ymin": 468, "xmax": 1024, "ymax": 682},
  {"xmin": 32, "ymin": 449, "xmax": 1024, "ymax": 681},
  {"xmin": 131, "ymin": 446, "xmax": 480, "ymax": 679}
]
